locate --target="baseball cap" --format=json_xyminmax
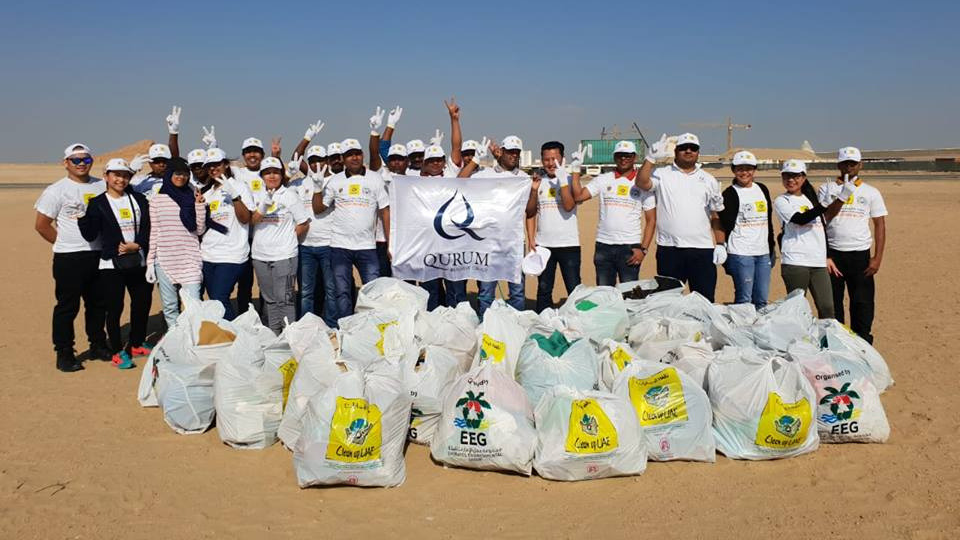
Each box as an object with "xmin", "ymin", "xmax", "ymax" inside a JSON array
[
  {"xmin": 104, "ymin": 158, "xmax": 134, "ymax": 173},
  {"xmin": 781, "ymin": 159, "xmax": 807, "ymax": 174},
  {"xmin": 676, "ymin": 133, "xmax": 700, "ymax": 147},
  {"xmin": 326, "ymin": 142, "xmax": 343, "ymax": 156},
  {"xmin": 501, "ymin": 135, "xmax": 523, "ymax": 151},
  {"xmin": 424, "ymin": 145, "xmax": 445, "ymax": 160},
  {"xmin": 461, "ymin": 140, "xmax": 480, "ymax": 152},
  {"xmin": 838, "ymin": 146, "xmax": 862, "ymax": 162},
  {"xmin": 732, "ymin": 150, "xmax": 758, "ymax": 166},
  {"xmin": 149, "ymin": 144, "xmax": 172, "ymax": 160},
  {"xmin": 241, "ymin": 137, "xmax": 264, "ymax": 152},
  {"xmin": 613, "ymin": 140, "xmax": 637, "ymax": 154},
  {"xmin": 521, "ymin": 246, "xmax": 552, "ymax": 276},
  {"xmin": 306, "ymin": 145, "xmax": 327, "ymax": 159},
  {"xmin": 63, "ymin": 143, "xmax": 91, "ymax": 158},
  {"xmin": 186, "ymin": 148, "xmax": 207, "ymax": 165},
  {"xmin": 341, "ymin": 138, "xmax": 362, "ymax": 153},
  {"xmin": 205, "ymin": 148, "xmax": 228, "ymax": 164},
  {"xmin": 259, "ymin": 156, "xmax": 283, "ymax": 171},
  {"xmin": 406, "ymin": 139, "xmax": 425, "ymax": 154},
  {"xmin": 387, "ymin": 144, "xmax": 408, "ymax": 158}
]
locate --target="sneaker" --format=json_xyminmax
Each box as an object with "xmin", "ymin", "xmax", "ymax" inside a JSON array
[
  {"xmin": 56, "ymin": 350, "xmax": 84, "ymax": 373},
  {"xmin": 129, "ymin": 344, "xmax": 153, "ymax": 357},
  {"xmin": 111, "ymin": 351, "xmax": 135, "ymax": 369},
  {"xmin": 89, "ymin": 342, "xmax": 114, "ymax": 361}
]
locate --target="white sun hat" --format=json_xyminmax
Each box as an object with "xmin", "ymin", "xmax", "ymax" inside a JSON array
[{"xmin": 521, "ymin": 246, "xmax": 552, "ymax": 276}]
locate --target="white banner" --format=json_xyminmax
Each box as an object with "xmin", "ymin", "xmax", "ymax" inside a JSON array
[{"xmin": 390, "ymin": 175, "xmax": 530, "ymax": 283}]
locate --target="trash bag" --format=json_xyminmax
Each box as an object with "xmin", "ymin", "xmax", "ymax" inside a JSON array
[
  {"xmin": 282, "ymin": 312, "xmax": 332, "ymax": 361},
  {"xmin": 707, "ymin": 353, "xmax": 819, "ymax": 460},
  {"xmin": 618, "ymin": 275, "xmax": 684, "ymax": 300},
  {"xmin": 515, "ymin": 331, "xmax": 599, "ymax": 407},
  {"xmin": 658, "ymin": 293, "xmax": 753, "ymax": 348},
  {"xmin": 471, "ymin": 300, "xmax": 529, "ymax": 378},
  {"xmin": 277, "ymin": 328, "xmax": 342, "ymax": 451},
  {"xmin": 338, "ymin": 308, "xmax": 413, "ymax": 370},
  {"xmin": 155, "ymin": 360, "xmax": 218, "ymax": 434},
  {"xmin": 418, "ymin": 302, "xmax": 480, "ymax": 372},
  {"xmin": 660, "ymin": 340, "xmax": 715, "ymax": 390},
  {"xmin": 559, "ymin": 285, "xmax": 629, "ymax": 342},
  {"xmin": 431, "ymin": 363, "xmax": 537, "ymax": 475},
  {"xmin": 747, "ymin": 289, "xmax": 817, "ymax": 352},
  {"xmin": 627, "ymin": 316, "xmax": 706, "ymax": 362},
  {"xmin": 598, "ymin": 339, "xmax": 641, "ymax": 391},
  {"xmin": 356, "ymin": 276, "xmax": 429, "ymax": 315},
  {"xmin": 406, "ymin": 346, "xmax": 462, "ymax": 446},
  {"xmin": 817, "ymin": 319, "xmax": 893, "ymax": 392},
  {"xmin": 293, "ymin": 363, "xmax": 411, "ymax": 487},
  {"xmin": 533, "ymin": 387, "xmax": 646, "ymax": 481},
  {"xmin": 612, "ymin": 361, "xmax": 715, "ymax": 462},
  {"xmin": 717, "ymin": 303, "xmax": 758, "ymax": 328}
]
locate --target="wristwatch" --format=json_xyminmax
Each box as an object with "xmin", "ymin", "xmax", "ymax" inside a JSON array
[{"xmin": 631, "ymin": 244, "xmax": 648, "ymax": 254}]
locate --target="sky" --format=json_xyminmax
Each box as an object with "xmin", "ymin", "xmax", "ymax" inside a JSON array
[{"xmin": 3, "ymin": 0, "xmax": 959, "ymax": 162}]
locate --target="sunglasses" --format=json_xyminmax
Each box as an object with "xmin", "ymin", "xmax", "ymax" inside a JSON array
[
  {"xmin": 190, "ymin": 163, "xmax": 205, "ymax": 169},
  {"xmin": 69, "ymin": 156, "xmax": 93, "ymax": 165},
  {"xmin": 676, "ymin": 144, "xmax": 700, "ymax": 152}
]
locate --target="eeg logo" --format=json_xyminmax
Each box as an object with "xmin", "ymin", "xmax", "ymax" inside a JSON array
[{"xmin": 434, "ymin": 191, "xmax": 484, "ymax": 241}]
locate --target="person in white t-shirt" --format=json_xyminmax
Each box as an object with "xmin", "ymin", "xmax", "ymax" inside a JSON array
[
  {"xmin": 717, "ymin": 151, "xmax": 776, "ymax": 308},
  {"xmin": 774, "ymin": 159, "xmax": 849, "ymax": 318},
  {"xmin": 129, "ymin": 106, "xmax": 184, "ymax": 199},
  {"xmin": 198, "ymin": 148, "xmax": 255, "ymax": 320},
  {"xmin": 418, "ymin": 144, "xmax": 469, "ymax": 309},
  {"xmin": 405, "ymin": 139, "xmax": 426, "ymax": 175},
  {"xmin": 817, "ymin": 146, "xmax": 887, "ymax": 344},
  {"xmin": 186, "ymin": 148, "xmax": 209, "ymax": 188},
  {"xmin": 250, "ymin": 157, "xmax": 310, "ymax": 333},
  {"xmin": 35, "ymin": 143, "xmax": 109, "ymax": 371},
  {"xmin": 313, "ymin": 138, "xmax": 390, "ymax": 322},
  {"xmin": 638, "ymin": 133, "xmax": 725, "ymax": 302}
]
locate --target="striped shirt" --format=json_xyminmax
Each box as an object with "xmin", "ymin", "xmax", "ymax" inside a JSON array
[{"xmin": 146, "ymin": 194, "xmax": 206, "ymax": 285}]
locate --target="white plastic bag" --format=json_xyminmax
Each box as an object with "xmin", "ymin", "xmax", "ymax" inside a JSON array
[
  {"xmin": 597, "ymin": 339, "xmax": 640, "ymax": 391},
  {"xmin": 533, "ymin": 387, "xmax": 646, "ymax": 481},
  {"xmin": 628, "ymin": 316, "xmax": 706, "ymax": 363},
  {"xmin": 418, "ymin": 302, "xmax": 480, "ymax": 372},
  {"xmin": 747, "ymin": 289, "xmax": 817, "ymax": 352},
  {"xmin": 278, "ymin": 329, "xmax": 342, "ymax": 450},
  {"xmin": 659, "ymin": 340, "xmax": 715, "ymax": 390},
  {"xmin": 515, "ymin": 332, "xmax": 599, "ymax": 407},
  {"xmin": 817, "ymin": 319, "xmax": 893, "ymax": 392},
  {"xmin": 559, "ymin": 285, "xmax": 629, "ymax": 342},
  {"xmin": 356, "ymin": 277, "xmax": 429, "ymax": 315},
  {"xmin": 406, "ymin": 346, "xmax": 462, "ymax": 446},
  {"xmin": 155, "ymin": 361, "xmax": 217, "ymax": 434},
  {"xmin": 471, "ymin": 300, "xmax": 529, "ymax": 378},
  {"xmin": 338, "ymin": 308, "xmax": 413, "ymax": 370}
]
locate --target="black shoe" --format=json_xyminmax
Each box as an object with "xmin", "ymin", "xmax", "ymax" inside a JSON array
[
  {"xmin": 88, "ymin": 343, "xmax": 114, "ymax": 361},
  {"xmin": 56, "ymin": 350, "xmax": 84, "ymax": 373}
]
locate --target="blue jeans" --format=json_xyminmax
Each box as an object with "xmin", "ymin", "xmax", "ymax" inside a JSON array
[
  {"xmin": 536, "ymin": 246, "xmax": 581, "ymax": 312},
  {"xmin": 202, "ymin": 261, "xmax": 246, "ymax": 320},
  {"xmin": 445, "ymin": 280, "xmax": 467, "ymax": 307},
  {"xmin": 299, "ymin": 245, "xmax": 338, "ymax": 327},
  {"xmin": 594, "ymin": 243, "xmax": 639, "ymax": 287},
  {"xmin": 330, "ymin": 248, "xmax": 380, "ymax": 322},
  {"xmin": 478, "ymin": 279, "xmax": 525, "ymax": 319},
  {"xmin": 156, "ymin": 264, "xmax": 201, "ymax": 330},
  {"xmin": 724, "ymin": 254, "xmax": 772, "ymax": 308},
  {"xmin": 420, "ymin": 279, "xmax": 468, "ymax": 311},
  {"xmin": 376, "ymin": 242, "xmax": 392, "ymax": 278},
  {"xmin": 656, "ymin": 245, "xmax": 717, "ymax": 302}
]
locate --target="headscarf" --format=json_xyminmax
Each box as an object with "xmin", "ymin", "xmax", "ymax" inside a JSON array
[{"xmin": 158, "ymin": 157, "xmax": 227, "ymax": 234}]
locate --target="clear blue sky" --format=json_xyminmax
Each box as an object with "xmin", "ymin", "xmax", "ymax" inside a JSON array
[{"xmin": 3, "ymin": 0, "xmax": 958, "ymax": 162}]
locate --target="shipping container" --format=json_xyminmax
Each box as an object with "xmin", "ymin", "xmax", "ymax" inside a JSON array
[{"xmin": 580, "ymin": 139, "xmax": 647, "ymax": 166}]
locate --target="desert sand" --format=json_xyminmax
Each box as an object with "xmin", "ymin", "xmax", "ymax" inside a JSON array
[{"xmin": 1, "ymin": 171, "xmax": 959, "ymax": 539}]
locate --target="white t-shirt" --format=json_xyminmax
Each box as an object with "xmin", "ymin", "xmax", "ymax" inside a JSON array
[
  {"xmin": 35, "ymin": 177, "xmax": 106, "ymax": 253},
  {"xmin": 817, "ymin": 180, "xmax": 888, "ymax": 252},
  {"xmin": 774, "ymin": 193, "xmax": 826, "ymax": 267},
  {"xmin": 232, "ymin": 165, "xmax": 267, "ymax": 205},
  {"xmin": 201, "ymin": 178, "xmax": 255, "ymax": 264},
  {"xmin": 649, "ymin": 164, "xmax": 722, "ymax": 249},
  {"xmin": 323, "ymin": 169, "xmax": 389, "ymax": 250},
  {"xmin": 130, "ymin": 174, "xmax": 164, "ymax": 200},
  {"xmin": 535, "ymin": 172, "xmax": 580, "ymax": 247},
  {"xmin": 586, "ymin": 171, "xmax": 656, "ymax": 245},
  {"xmin": 251, "ymin": 186, "xmax": 310, "ymax": 261},
  {"xmin": 374, "ymin": 169, "xmax": 395, "ymax": 243},
  {"xmin": 726, "ymin": 183, "xmax": 770, "ymax": 256},
  {"xmin": 99, "ymin": 194, "xmax": 145, "ymax": 269},
  {"xmin": 289, "ymin": 175, "xmax": 334, "ymax": 248},
  {"xmin": 473, "ymin": 165, "xmax": 528, "ymax": 179}
]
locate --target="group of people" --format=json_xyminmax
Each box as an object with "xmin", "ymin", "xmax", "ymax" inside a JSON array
[{"xmin": 34, "ymin": 102, "xmax": 887, "ymax": 373}]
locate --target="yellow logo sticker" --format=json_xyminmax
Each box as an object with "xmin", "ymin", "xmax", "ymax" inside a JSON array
[
  {"xmin": 755, "ymin": 392, "xmax": 811, "ymax": 449},
  {"xmin": 348, "ymin": 184, "xmax": 361, "ymax": 196},
  {"xmin": 479, "ymin": 333, "xmax": 506, "ymax": 364},
  {"xmin": 118, "ymin": 208, "xmax": 132, "ymax": 220},
  {"xmin": 565, "ymin": 399, "xmax": 619, "ymax": 454},
  {"xmin": 375, "ymin": 320, "xmax": 398, "ymax": 356},
  {"xmin": 209, "ymin": 200, "xmax": 220, "ymax": 212},
  {"xmin": 83, "ymin": 193, "xmax": 95, "ymax": 205},
  {"xmin": 250, "ymin": 179, "xmax": 262, "ymax": 191},
  {"xmin": 800, "ymin": 205, "xmax": 810, "ymax": 212},
  {"xmin": 627, "ymin": 367, "xmax": 689, "ymax": 426},
  {"xmin": 325, "ymin": 397, "xmax": 382, "ymax": 463},
  {"xmin": 845, "ymin": 195, "xmax": 854, "ymax": 205},
  {"xmin": 616, "ymin": 184, "xmax": 629, "ymax": 196},
  {"xmin": 277, "ymin": 357, "xmax": 298, "ymax": 411},
  {"xmin": 610, "ymin": 346, "xmax": 634, "ymax": 372},
  {"xmin": 548, "ymin": 187, "xmax": 557, "ymax": 198},
  {"xmin": 754, "ymin": 200, "xmax": 767, "ymax": 212}
]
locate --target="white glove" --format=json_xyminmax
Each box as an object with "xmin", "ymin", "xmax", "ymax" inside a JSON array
[
  {"xmin": 430, "ymin": 129, "xmax": 444, "ymax": 147},
  {"xmin": 130, "ymin": 154, "xmax": 149, "ymax": 172},
  {"xmin": 369, "ymin": 106, "xmax": 384, "ymax": 135},
  {"xmin": 708, "ymin": 192, "xmax": 724, "ymax": 212},
  {"xmin": 145, "ymin": 264, "xmax": 157, "ymax": 284},
  {"xmin": 554, "ymin": 165, "xmax": 569, "ymax": 185},
  {"xmin": 838, "ymin": 174, "xmax": 856, "ymax": 202},
  {"xmin": 303, "ymin": 119, "xmax": 324, "ymax": 141},
  {"xmin": 286, "ymin": 153, "xmax": 303, "ymax": 178},
  {"xmin": 387, "ymin": 106, "xmax": 403, "ymax": 128},
  {"xmin": 645, "ymin": 133, "xmax": 671, "ymax": 163},
  {"xmin": 713, "ymin": 245, "xmax": 728, "ymax": 265},
  {"xmin": 569, "ymin": 142, "xmax": 591, "ymax": 172},
  {"xmin": 166, "ymin": 105, "xmax": 181, "ymax": 134},
  {"xmin": 257, "ymin": 197, "xmax": 273, "ymax": 215},
  {"xmin": 220, "ymin": 176, "xmax": 237, "ymax": 199},
  {"xmin": 201, "ymin": 126, "xmax": 217, "ymax": 149},
  {"xmin": 474, "ymin": 137, "xmax": 490, "ymax": 161}
]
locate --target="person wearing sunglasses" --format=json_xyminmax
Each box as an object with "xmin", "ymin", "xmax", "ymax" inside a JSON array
[
  {"xmin": 638, "ymin": 133, "xmax": 725, "ymax": 302},
  {"xmin": 34, "ymin": 143, "xmax": 109, "ymax": 372}
]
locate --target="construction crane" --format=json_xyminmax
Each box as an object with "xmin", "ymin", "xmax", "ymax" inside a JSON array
[
  {"xmin": 681, "ymin": 117, "xmax": 751, "ymax": 153},
  {"xmin": 600, "ymin": 122, "xmax": 651, "ymax": 149}
]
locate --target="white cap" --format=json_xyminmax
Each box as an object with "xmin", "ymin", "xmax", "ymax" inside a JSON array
[
  {"xmin": 326, "ymin": 142, "xmax": 343, "ymax": 156},
  {"xmin": 406, "ymin": 139, "xmax": 425, "ymax": 154},
  {"xmin": 501, "ymin": 135, "xmax": 523, "ymax": 151},
  {"xmin": 781, "ymin": 159, "xmax": 807, "ymax": 174},
  {"xmin": 461, "ymin": 140, "xmax": 480, "ymax": 152},
  {"xmin": 148, "ymin": 144, "xmax": 172, "ymax": 160},
  {"xmin": 613, "ymin": 140, "xmax": 637, "ymax": 154},
  {"xmin": 306, "ymin": 145, "xmax": 327, "ymax": 159},
  {"xmin": 341, "ymin": 138, "xmax": 362, "ymax": 153},
  {"xmin": 521, "ymin": 246, "xmax": 552, "ymax": 276},
  {"xmin": 424, "ymin": 145, "xmax": 446, "ymax": 160},
  {"xmin": 387, "ymin": 144, "xmax": 408, "ymax": 158},
  {"xmin": 241, "ymin": 137, "xmax": 264, "ymax": 151},
  {"xmin": 104, "ymin": 158, "xmax": 134, "ymax": 173},
  {"xmin": 259, "ymin": 156, "xmax": 283, "ymax": 171},
  {"xmin": 205, "ymin": 147, "xmax": 228, "ymax": 164},
  {"xmin": 732, "ymin": 150, "xmax": 758, "ymax": 166},
  {"xmin": 838, "ymin": 146, "xmax": 861, "ymax": 162},
  {"xmin": 186, "ymin": 148, "xmax": 207, "ymax": 165},
  {"xmin": 676, "ymin": 133, "xmax": 700, "ymax": 147},
  {"xmin": 63, "ymin": 143, "xmax": 91, "ymax": 158}
]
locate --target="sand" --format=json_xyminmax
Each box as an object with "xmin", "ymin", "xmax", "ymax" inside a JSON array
[{"xmin": 1, "ymin": 173, "xmax": 959, "ymax": 539}]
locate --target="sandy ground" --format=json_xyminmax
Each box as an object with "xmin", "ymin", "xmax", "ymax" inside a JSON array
[{"xmin": 2, "ymin": 174, "xmax": 959, "ymax": 539}]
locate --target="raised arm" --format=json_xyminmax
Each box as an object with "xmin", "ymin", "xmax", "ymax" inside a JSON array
[
  {"xmin": 166, "ymin": 106, "xmax": 181, "ymax": 158},
  {"xmin": 458, "ymin": 139, "xmax": 491, "ymax": 178},
  {"xmin": 445, "ymin": 98, "xmax": 463, "ymax": 167},
  {"xmin": 525, "ymin": 171, "xmax": 540, "ymax": 219},
  {"xmin": 369, "ymin": 106, "xmax": 385, "ymax": 171},
  {"xmin": 638, "ymin": 133, "xmax": 670, "ymax": 191}
]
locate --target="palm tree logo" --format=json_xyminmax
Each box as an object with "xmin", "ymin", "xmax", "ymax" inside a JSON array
[
  {"xmin": 454, "ymin": 391, "xmax": 491, "ymax": 429},
  {"xmin": 819, "ymin": 382, "xmax": 860, "ymax": 423}
]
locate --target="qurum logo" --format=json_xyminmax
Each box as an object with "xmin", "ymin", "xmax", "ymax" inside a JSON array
[{"xmin": 434, "ymin": 190, "xmax": 484, "ymax": 240}]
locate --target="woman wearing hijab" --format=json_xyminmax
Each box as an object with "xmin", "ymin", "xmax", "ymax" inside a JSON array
[{"xmin": 145, "ymin": 157, "xmax": 207, "ymax": 329}]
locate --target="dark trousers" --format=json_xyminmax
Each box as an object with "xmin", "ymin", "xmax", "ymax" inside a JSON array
[
  {"xmin": 202, "ymin": 261, "xmax": 246, "ymax": 320},
  {"xmin": 101, "ymin": 266, "xmax": 153, "ymax": 352},
  {"xmin": 594, "ymin": 243, "xmax": 639, "ymax": 287},
  {"xmin": 656, "ymin": 246, "xmax": 717, "ymax": 302},
  {"xmin": 828, "ymin": 249, "xmax": 876, "ymax": 344},
  {"xmin": 52, "ymin": 251, "xmax": 106, "ymax": 352},
  {"xmin": 236, "ymin": 258, "xmax": 255, "ymax": 314},
  {"xmin": 537, "ymin": 246, "xmax": 581, "ymax": 312},
  {"xmin": 330, "ymin": 248, "xmax": 380, "ymax": 322},
  {"xmin": 376, "ymin": 241, "xmax": 392, "ymax": 278}
]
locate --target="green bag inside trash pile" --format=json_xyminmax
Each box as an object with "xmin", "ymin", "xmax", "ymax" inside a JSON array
[{"xmin": 530, "ymin": 331, "xmax": 577, "ymax": 357}]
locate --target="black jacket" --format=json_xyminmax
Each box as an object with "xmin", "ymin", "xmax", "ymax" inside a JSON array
[
  {"xmin": 718, "ymin": 181, "xmax": 776, "ymax": 258},
  {"xmin": 78, "ymin": 191, "xmax": 150, "ymax": 262}
]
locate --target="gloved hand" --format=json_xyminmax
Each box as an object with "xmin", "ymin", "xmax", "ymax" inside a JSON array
[
  {"xmin": 308, "ymin": 163, "xmax": 327, "ymax": 182},
  {"xmin": 430, "ymin": 129, "xmax": 444, "ymax": 147},
  {"xmin": 166, "ymin": 105, "xmax": 181, "ymax": 134},
  {"xmin": 838, "ymin": 174, "xmax": 856, "ymax": 202},
  {"xmin": 145, "ymin": 264, "xmax": 157, "ymax": 284},
  {"xmin": 569, "ymin": 142, "xmax": 591, "ymax": 172},
  {"xmin": 303, "ymin": 119, "xmax": 324, "ymax": 142},
  {"xmin": 474, "ymin": 137, "xmax": 490, "ymax": 162},
  {"xmin": 130, "ymin": 154, "xmax": 149, "ymax": 172},
  {"xmin": 220, "ymin": 176, "xmax": 238, "ymax": 200},
  {"xmin": 708, "ymin": 192, "xmax": 724, "ymax": 212},
  {"xmin": 713, "ymin": 244, "xmax": 728, "ymax": 265},
  {"xmin": 201, "ymin": 125, "xmax": 217, "ymax": 148},
  {"xmin": 387, "ymin": 106, "xmax": 403, "ymax": 128},
  {"xmin": 553, "ymin": 165, "xmax": 569, "ymax": 185},
  {"xmin": 645, "ymin": 133, "xmax": 672, "ymax": 163},
  {"xmin": 286, "ymin": 153, "xmax": 303, "ymax": 178},
  {"xmin": 369, "ymin": 106, "xmax": 384, "ymax": 135}
]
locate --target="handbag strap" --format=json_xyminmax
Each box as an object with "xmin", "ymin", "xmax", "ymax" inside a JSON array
[{"xmin": 126, "ymin": 193, "xmax": 139, "ymax": 234}]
